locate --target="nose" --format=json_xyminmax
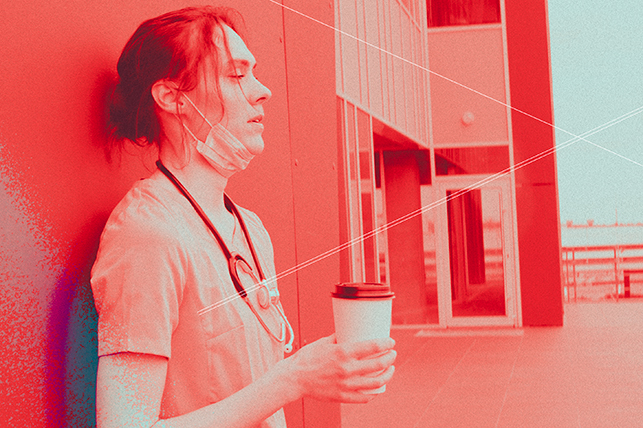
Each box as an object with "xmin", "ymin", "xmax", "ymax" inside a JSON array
[{"xmin": 251, "ymin": 76, "xmax": 272, "ymax": 105}]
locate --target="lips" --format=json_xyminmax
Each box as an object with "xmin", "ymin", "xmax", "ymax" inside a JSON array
[{"xmin": 248, "ymin": 115, "xmax": 263, "ymax": 123}]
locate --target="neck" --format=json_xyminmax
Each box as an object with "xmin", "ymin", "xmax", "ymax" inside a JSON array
[{"xmin": 158, "ymin": 136, "xmax": 230, "ymax": 219}]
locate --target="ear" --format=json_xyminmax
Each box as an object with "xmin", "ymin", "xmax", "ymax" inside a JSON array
[{"xmin": 151, "ymin": 80, "xmax": 184, "ymax": 114}]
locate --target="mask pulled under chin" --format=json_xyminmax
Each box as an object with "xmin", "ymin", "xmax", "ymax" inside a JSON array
[
  {"xmin": 195, "ymin": 123, "xmax": 255, "ymax": 178},
  {"xmin": 180, "ymin": 93, "xmax": 255, "ymax": 178}
]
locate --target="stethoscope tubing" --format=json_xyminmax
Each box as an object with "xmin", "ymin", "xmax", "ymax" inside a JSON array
[{"xmin": 156, "ymin": 160, "xmax": 294, "ymax": 353}]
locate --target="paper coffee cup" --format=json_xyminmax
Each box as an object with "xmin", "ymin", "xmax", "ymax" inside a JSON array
[{"xmin": 331, "ymin": 283, "xmax": 394, "ymax": 394}]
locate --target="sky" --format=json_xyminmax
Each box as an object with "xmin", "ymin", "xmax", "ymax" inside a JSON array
[{"xmin": 548, "ymin": 0, "xmax": 643, "ymax": 225}]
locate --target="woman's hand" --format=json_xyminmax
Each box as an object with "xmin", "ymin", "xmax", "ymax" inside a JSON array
[{"xmin": 282, "ymin": 334, "xmax": 397, "ymax": 404}]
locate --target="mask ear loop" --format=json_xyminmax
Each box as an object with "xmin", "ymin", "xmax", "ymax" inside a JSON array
[
  {"xmin": 181, "ymin": 94, "xmax": 214, "ymax": 142},
  {"xmin": 183, "ymin": 94, "xmax": 213, "ymax": 128}
]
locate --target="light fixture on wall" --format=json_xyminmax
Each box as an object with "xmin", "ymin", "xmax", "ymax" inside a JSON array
[{"xmin": 461, "ymin": 111, "xmax": 475, "ymax": 127}]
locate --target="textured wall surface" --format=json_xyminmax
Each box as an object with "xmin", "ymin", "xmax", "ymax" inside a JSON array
[{"xmin": 0, "ymin": 1, "xmax": 339, "ymax": 426}]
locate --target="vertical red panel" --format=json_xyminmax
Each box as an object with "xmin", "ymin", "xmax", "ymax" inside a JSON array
[
  {"xmin": 282, "ymin": 0, "xmax": 342, "ymax": 426},
  {"xmin": 505, "ymin": 0, "xmax": 563, "ymax": 326},
  {"xmin": 383, "ymin": 151, "xmax": 427, "ymax": 324}
]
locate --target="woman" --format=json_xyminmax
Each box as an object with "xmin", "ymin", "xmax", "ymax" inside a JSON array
[{"xmin": 91, "ymin": 6, "xmax": 396, "ymax": 428}]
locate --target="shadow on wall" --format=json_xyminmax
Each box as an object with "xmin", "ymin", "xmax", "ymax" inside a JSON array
[
  {"xmin": 45, "ymin": 213, "xmax": 107, "ymax": 427},
  {"xmin": 43, "ymin": 68, "xmax": 127, "ymax": 427},
  {"xmin": 2, "ymin": 2, "xmax": 161, "ymax": 424}
]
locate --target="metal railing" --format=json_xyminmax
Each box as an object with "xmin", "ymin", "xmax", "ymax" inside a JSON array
[{"xmin": 562, "ymin": 244, "xmax": 643, "ymax": 302}]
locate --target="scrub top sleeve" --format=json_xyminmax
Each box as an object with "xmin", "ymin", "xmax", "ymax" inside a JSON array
[{"xmin": 91, "ymin": 207, "xmax": 186, "ymax": 359}]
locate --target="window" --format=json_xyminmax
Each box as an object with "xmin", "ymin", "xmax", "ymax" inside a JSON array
[
  {"xmin": 427, "ymin": 0, "xmax": 501, "ymax": 28},
  {"xmin": 435, "ymin": 146, "xmax": 509, "ymax": 176},
  {"xmin": 337, "ymin": 98, "xmax": 380, "ymax": 283}
]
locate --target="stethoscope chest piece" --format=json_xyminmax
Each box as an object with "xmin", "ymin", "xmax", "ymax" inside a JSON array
[{"xmin": 257, "ymin": 281, "xmax": 280, "ymax": 309}]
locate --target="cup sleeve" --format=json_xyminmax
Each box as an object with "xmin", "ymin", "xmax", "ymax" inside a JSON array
[{"xmin": 91, "ymin": 211, "xmax": 187, "ymax": 359}]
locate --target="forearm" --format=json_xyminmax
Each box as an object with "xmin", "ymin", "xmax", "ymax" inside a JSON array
[
  {"xmin": 98, "ymin": 337, "xmax": 396, "ymax": 428},
  {"xmin": 152, "ymin": 358, "xmax": 299, "ymax": 428}
]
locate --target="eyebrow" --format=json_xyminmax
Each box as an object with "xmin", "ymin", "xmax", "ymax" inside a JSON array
[{"xmin": 225, "ymin": 59, "xmax": 256, "ymax": 71}]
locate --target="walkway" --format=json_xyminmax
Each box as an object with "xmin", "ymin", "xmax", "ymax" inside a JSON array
[{"xmin": 341, "ymin": 300, "xmax": 643, "ymax": 427}]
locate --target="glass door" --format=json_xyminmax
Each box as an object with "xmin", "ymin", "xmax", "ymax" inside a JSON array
[{"xmin": 435, "ymin": 176, "xmax": 518, "ymax": 327}]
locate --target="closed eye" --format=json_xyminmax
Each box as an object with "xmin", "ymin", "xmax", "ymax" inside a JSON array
[{"xmin": 226, "ymin": 60, "xmax": 257, "ymax": 81}]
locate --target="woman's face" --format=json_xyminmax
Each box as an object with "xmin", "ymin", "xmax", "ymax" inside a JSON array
[{"xmin": 186, "ymin": 25, "xmax": 272, "ymax": 155}]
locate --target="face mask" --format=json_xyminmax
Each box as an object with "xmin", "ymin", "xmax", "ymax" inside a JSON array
[{"xmin": 182, "ymin": 94, "xmax": 254, "ymax": 178}]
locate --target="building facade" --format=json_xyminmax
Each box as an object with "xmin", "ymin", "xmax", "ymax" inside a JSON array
[
  {"xmin": 334, "ymin": 0, "xmax": 563, "ymax": 329},
  {"xmin": 1, "ymin": 0, "xmax": 561, "ymax": 426}
]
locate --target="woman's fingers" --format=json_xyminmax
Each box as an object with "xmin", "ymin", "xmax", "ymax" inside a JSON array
[
  {"xmin": 342, "ymin": 348, "xmax": 396, "ymax": 375},
  {"xmin": 336, "ymin": 338, "xmax": 396, "ymax": 379},
  {"xmin": 344, "ymin": 364, "xmax": 396, "ymax": 391},
  {"xmin": 331, "ymin": 391, "xmax": 375, "ymax": 404},
  {"xmin": 289, "ymin": 335, "xmax": 397, "ymax": 403},
  {"xmin": 359, "ymin": 349, "xmax": 397, "ymax": 373},
  {"xmin": 344, "ymin": 337, "xmax": 395, "ymax": 360}
]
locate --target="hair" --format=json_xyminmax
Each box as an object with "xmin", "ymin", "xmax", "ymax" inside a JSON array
[{"xmin": 106, "ymin": 6, "xmax": 246, "ymax": 152}]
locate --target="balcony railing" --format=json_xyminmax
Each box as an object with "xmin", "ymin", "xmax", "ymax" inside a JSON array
[{"xmin": 562, "ymin": 244, "xmax": 643, "ymax": 302}]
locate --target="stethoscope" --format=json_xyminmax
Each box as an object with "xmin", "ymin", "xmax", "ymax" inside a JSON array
[{"xmin": 157, "ymin": 160, "xmax": 294, "ymax": 353}]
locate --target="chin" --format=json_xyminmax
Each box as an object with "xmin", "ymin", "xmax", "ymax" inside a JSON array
[{"xmin": 245, "ymin": 136, "xmax": 265, "ymax": 156}]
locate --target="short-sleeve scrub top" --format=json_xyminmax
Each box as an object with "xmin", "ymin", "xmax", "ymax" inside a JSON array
[{"xmin": 91, "ymin": 169, "xmax": 288, "ymax": 427}]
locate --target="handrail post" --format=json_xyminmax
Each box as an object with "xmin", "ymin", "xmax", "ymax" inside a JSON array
[
  {"xmin": 614, "ymin": 246, "xmax": 619, "ymax": 301},
  {"xmin": 563, "ymin": 250, "xmax": 568, "ymax": 302},
  {"xmin": 572, "ymin": 249, "xmax": 577, "ymax": 303}
]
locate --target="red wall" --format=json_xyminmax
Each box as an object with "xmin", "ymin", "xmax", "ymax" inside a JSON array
[
  {"xmin": 0, "ymin": 0, "xmax": 339, "ymax": 426},
  {"xmin": 428, "ymin": 27, "xmax": 509, "ymax": 145},
  {"xmin": 505, "ymin": 0, "xmax": 564, "ymax": 326},
  {"xmin": 280, "ymin": 1, "xmax": 342, "ymax": 425}
]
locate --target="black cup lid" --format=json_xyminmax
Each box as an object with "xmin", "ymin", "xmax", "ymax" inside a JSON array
[{"xmin": 331, "ymin": 282, "xmax": 395, "ymax": 299}]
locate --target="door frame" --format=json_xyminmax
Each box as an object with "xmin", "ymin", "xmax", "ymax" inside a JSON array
[{"xmin": 434, "ymin": 174, "xmax": 519, "ymax": 328}]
